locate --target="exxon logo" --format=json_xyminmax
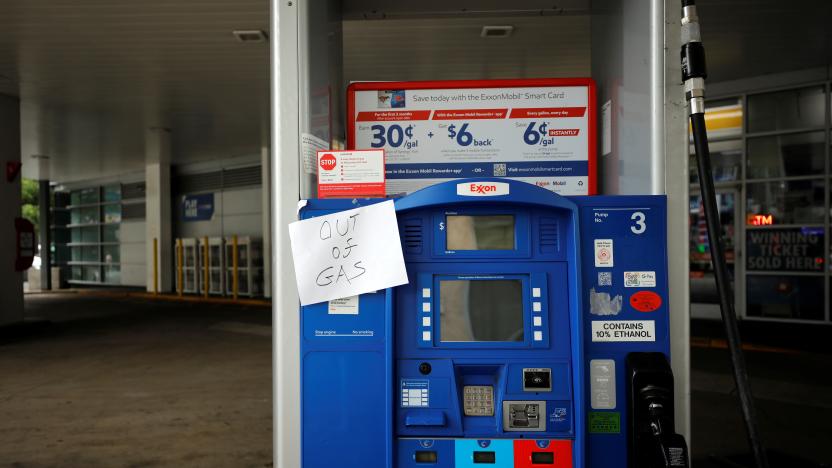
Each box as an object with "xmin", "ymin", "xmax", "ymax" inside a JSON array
[{"xmin": 456, "ymin": 181, "xmax": 510, "ymax": 197}]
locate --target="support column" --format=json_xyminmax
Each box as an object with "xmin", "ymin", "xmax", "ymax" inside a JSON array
[
  {"xmin": 261, "ymin": 126, "xmax": 272, "ymax": 298},
  {"xmin": 38, "ymin": 179, "xmax": 51, "ymax": 290},
  {"xmin": 145, "ymin": 127, "xmax": 173, "ymax": 293},
  {"xmin": 661, "ymin": 0, "xmax": 691, "ymax": 444},
  {"xmin": 24, "ymin": 103, "xmax": 53, "ymax": 292},
  {"xmin": 272, "ymin": 0, "xmax": 301, "ymax": 466},
  {"xmin": 0, "ymin": 94, "xmax": 23, "ymax": 325}
]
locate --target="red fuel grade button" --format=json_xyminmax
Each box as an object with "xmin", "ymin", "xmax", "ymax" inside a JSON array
[{"xmin": 630, "ymin": 291, "xmax": 662, "ymax": 312}]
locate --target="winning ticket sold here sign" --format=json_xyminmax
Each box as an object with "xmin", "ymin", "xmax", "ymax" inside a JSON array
[{"xmin": 347, "ymin": 78, "xmax": 596, "ymax": 197}]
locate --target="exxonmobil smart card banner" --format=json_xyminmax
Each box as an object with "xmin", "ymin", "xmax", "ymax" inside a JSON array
[{"xmin": 347, "ymin": 78, "xmax": 596, "ymax": 196}]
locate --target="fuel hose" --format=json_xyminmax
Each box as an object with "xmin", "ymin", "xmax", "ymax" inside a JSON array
[{"xmin": 680, "ymin": 1, "xmax": 770, "ymax": 467}]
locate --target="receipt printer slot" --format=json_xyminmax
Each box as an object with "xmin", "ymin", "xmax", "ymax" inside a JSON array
[{"xmin": 503, "ymin": 401, "xmax": 546, "ymax": 432}]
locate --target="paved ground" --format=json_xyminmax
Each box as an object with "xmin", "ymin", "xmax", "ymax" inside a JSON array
[
  {"xmin": 0, "ymin": 293, "xmax": 272, "ymax": 468},
  {"xmin": 690, "ymin": 344, "xmax": 832, "ymax": 467},
  {"xmin": 2, "ymin": 293, "xmax": 830, "ymax": 467}
]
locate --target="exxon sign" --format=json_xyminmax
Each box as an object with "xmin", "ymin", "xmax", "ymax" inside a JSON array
[{"xmin": 456, "ymin": 181, "xmax": 510, "ymax": 197}]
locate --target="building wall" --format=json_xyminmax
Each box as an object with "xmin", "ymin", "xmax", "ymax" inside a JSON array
[
  {"xmin": 174, "ymin": 187, "xmax": 263, "ymax": 240},
  {"xmin": 120, "ymin": 219, "xmax": 146, "ymax": 287},
  {"xmin": 50, "ymin": 158, "xmax": 264, "ymax": 290},
  {"xmin": 692, "ymin": 67, "xmax": 832, "ymax": 323},
  {"xmin": 54, "ymin": 174, "xmax": 147, "ymax": 288},
  {"xmin": 0, "ymin": 94, "xmax": 23, "ymax": 325}
]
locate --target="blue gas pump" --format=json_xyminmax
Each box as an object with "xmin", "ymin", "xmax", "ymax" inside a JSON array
[{"xmin": 298, "ymin": 178, "xmax": 687, "ymax": 468}]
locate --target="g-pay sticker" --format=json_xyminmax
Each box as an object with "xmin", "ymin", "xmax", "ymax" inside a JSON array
[{"xmin": 624, "ymin": 271, "xmax": 656, "ymax": 288}]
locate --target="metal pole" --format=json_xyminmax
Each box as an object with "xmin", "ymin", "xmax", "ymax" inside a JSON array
[
  {"xmin": 203, "ymin": 236, "xmax": 209, "ymax": 298},
  {"xmin": 153, "ymin": 238, "xmax": 158, "ymax": 295},
  {"xmin": 38, "ymin": 180, "xmax": 51, "ymax": 290},
  {"xmin": 232, "ymin": 235, "xmax": 239, "ymax": 300},
  {"xmin": 176, "ymin": 238, "xmax": 183, "ymax": 297},
  {"xmin": 272, "ymin": 1, "xmax": 302, "ymax": 465}
]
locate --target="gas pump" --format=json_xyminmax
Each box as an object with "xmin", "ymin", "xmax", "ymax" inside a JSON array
[{"xmin": 298, "ymin": 178, "xmax": 688, "ymax": 468}]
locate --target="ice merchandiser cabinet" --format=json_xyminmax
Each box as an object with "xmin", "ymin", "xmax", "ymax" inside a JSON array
[{"xmin": 299, "ymin": 179, "xmax": 687, "ymax": 468}]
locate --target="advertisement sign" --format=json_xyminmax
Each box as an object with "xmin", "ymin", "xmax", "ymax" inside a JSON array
[
  {"xmin": 182, "ymin": 193, "xmax": 215, "ymax": 222},
  {"xmin": 746, "ymin": 227, "xmax": 824, "ymax": 272},
  {"xmin": 348, "ymin": 78, "xmax": 596, "ymax": 196},
  {"xmin": 317, "ymin": 149, "xmax": 385, "ymax": 198}
]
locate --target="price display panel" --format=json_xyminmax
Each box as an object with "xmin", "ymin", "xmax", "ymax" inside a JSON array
[{"xmin": 347, "ymin": 78, "xmax": 596, "ymax": 196}]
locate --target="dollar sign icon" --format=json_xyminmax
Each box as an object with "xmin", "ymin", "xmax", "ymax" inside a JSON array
[
  {"xmin": 447, "ymin": 124, "xmax": 457, "ymax": 139},
  {"xmin": 439, "ymin": 222, "xmax": 445, "ymax": 231}
]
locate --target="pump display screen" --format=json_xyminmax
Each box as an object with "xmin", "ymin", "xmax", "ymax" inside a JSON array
[
  {"xmin": 439, "ymin": 279, "xmax": 524, "ymax": 342},
  {"xmin": 446, "ymin": 215, "xmax": 515, "ymax": 250}
]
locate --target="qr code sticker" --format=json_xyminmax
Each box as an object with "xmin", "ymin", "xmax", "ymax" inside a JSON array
[
  {"xmin": 598, "ymin": 272, "xmax": 612, "ymax": 286},
  {"xmin": 493, "ymin": 163, "xmax": 507, "ymax": 177},
  {"xmin": 624, "ymin": 272, "xmax": 640, "ymax": 287}
]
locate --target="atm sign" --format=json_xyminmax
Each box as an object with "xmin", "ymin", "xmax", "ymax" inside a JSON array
[{"xmin": 747, "ymin": 214, "xmax": 773, "ymax": 226}]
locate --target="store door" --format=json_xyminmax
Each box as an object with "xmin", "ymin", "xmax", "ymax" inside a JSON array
[{"xmin": 689, "ymin": 190, "xmax": 741, "ymax": 319}]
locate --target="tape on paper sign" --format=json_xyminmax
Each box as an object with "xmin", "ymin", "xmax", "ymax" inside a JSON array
[
  {"xmin": 589, "ymin": 288, "xmax": 622, "ymax": 316},
  {"xmin": 629, "ymin": 291, "xmax": 662, "ymax": 312}
]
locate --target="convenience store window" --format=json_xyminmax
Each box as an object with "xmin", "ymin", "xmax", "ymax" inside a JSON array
[
  {"xmin": 746, "ymin": 275, "xmax": 824, "ymax": 321},
  {"xmin": 689, "ymin": 139, "xmax": 742, "ymax": 185},
  {"xmin": 745, "ymin": 179, "xmax": 825, "ymax": 225},
  {"xmin": 746, "ymin": 86, "xmax": 825, "ymax": 133},
  {"xmin": 690, "ymin": 83, "xmax": 831, "ymax": 323},
  {"xmin": 55, "ymin": 183, "xmax": 142, "ymax": 287},
  {"xmin": 746, "ymin": 131, "xmax": 825, "ymax": 179}
]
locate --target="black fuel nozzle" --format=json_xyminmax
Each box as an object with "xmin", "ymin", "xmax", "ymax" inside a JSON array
[
  {"xmin": 680, "ymin": 0, "xmax": 707, "ymax": 115},
  {"xmin": 628, "ymin": 353, "xmax": 690, "ymax": 468},
  {"xmin": 643, "ymin": 396, "xmax": 689, "ymax": 468}
]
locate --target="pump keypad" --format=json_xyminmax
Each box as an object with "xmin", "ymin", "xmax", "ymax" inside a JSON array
[{"xmin": 463, "ymin": 385, "xmax": 494, "ymax": 416}]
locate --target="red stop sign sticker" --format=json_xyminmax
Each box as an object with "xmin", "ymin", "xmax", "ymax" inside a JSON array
[
  {"xmin": 630, "ymin": 291, "xmax": 662, "ymax": 312},
  {"xmin": 319, "ymin": 153, "xmax": 337, "ymax": 171}
]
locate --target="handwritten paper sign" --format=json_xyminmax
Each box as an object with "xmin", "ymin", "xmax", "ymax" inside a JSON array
[{"xmin": 288, "ymin": 200, "xmax": 408, "ymax": 305}]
